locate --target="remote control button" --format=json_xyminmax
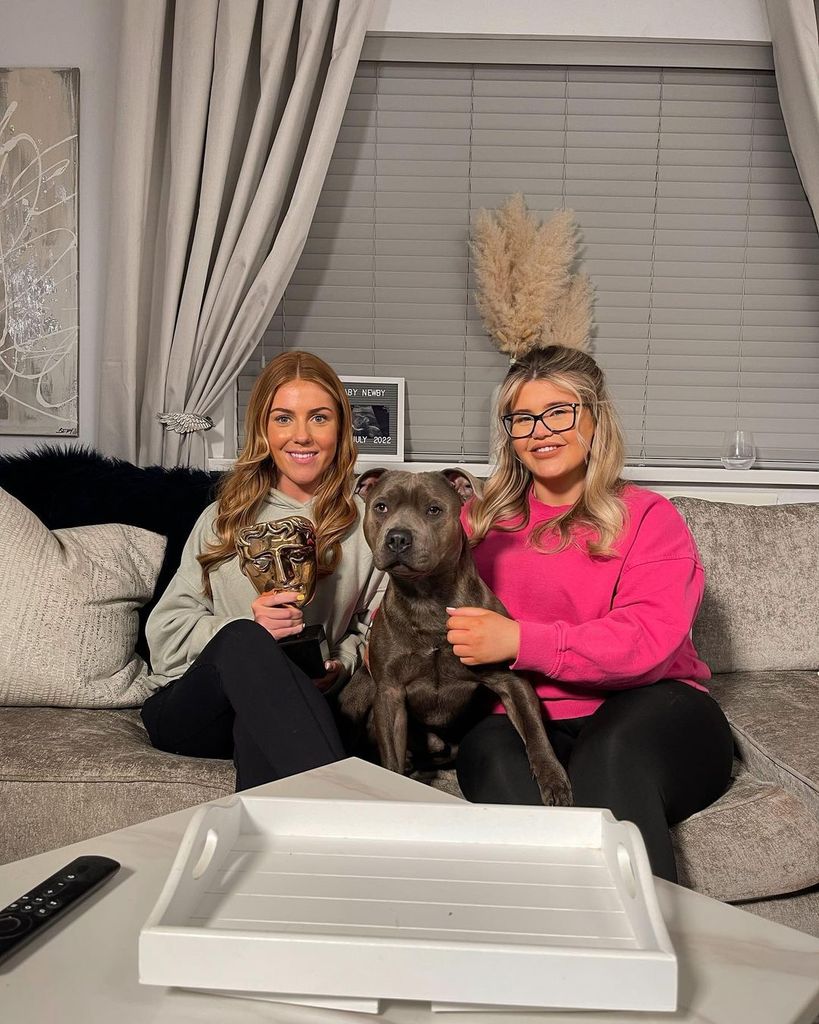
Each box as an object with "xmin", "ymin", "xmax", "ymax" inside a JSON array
[
  {"xmin": 0, "ymin": 914, "xmax": 25, "ymax": 935},
  {"xmin": 34, "ymin": 908, "xmax": 51, "ymax": 917},
  {"xmin": 45, "ymin": 900, "xmax": 60, "ymax": 909},
  {"xmin": 6, "ymin": 902, "xmax": 20, "ymax": 910},
  {"xmin": 64, "ymin": 873, "xmax": 76, "ymax": 880},
  {"xmin": 32, "ymin": 897, "xmax": 44, "ymax": 904},
  {"xmin": 20, "ymin": 904, "xmax": 35, "ymax": 913}
]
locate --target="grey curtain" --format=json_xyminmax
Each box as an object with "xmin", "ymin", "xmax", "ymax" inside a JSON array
[
  {"xmin": 765, "ymin": 0, "xmax": 819, "ymax": 222},
  {"xmin": 99, "ymin": 0, "xmax": 373, "ymax": 467}
]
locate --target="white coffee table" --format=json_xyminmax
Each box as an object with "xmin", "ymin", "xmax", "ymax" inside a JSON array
[{"xmin": 1, "ymin": 757, "xmax": 818, "ymax": 1023}]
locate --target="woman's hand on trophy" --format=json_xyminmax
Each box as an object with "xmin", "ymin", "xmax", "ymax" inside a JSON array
[{"xmin": 252, "ymin": 590, "xmax": 305, "ymax": 640}]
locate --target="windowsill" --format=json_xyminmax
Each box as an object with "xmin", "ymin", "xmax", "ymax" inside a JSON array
[
  {"xmin": 207, "ymin": 457, "xmax": 819, "ymax": 487},
  {"xmin": 624, "ymin": 465, "xmax": 819, "ymax": 487}
]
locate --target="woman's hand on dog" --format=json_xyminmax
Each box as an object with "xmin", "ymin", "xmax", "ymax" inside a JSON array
[
  {"xmin": 252, "ymin": 590, "xmax": 305, "ymax": 640},
  {"xmin": 446, "ymin": 607, "xmax": 521, "ymax": 666}
]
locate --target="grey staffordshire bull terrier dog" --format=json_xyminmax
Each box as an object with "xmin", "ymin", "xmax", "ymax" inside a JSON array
[{"xmin": 339, "ymin": 469, "xmax": 572, "ymax": 806}]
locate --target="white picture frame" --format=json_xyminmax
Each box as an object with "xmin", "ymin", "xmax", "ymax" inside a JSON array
[{"xmin": 340, "ymin": 376, "xmax": 405, "ymax": 462}]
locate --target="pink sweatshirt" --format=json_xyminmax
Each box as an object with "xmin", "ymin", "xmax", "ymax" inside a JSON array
[{"xmin": 461, "ymin": 485, "xmax": 711, "ymax": 721}]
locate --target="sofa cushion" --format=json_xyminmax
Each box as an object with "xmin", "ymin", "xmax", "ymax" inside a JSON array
[
  {"xmin": 708, "ymin": 671, "xmax": 819, "ymax": 818},
  {"xmin": 0, "ymin": 489, "xmax": 165, "ymax": 708},
  {"xmin": 670, "ymin": 497, "xmax": 819, "ymax": 673},
  {"xmin": 671, "ymin": 766, "xmax": 819, "ymax": 902},
  {"xmin": 0, "ymin": 707, "xmax": 233, "ymax": 863},
  {"xmin": 734, "ymin": 884, "xmax": 819, "ymax": 939},
  {"xmin": 0, "ymin": 445, "xmax": 219, "ymax": 661}
]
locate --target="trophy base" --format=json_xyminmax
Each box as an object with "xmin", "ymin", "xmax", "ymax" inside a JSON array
[{"xmin": 278, "ymin": 624, "xmax": 331, "ymax": 679}]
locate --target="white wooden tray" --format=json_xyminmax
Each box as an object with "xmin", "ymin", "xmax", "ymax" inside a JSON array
[{"xmin": 139, "ymin": 795, "xmax": 677, "ymax": 1013}]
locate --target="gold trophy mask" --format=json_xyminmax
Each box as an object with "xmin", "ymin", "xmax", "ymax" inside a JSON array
[
  {"xmin": 236, "ymin": 516, "xmax": 329, "ymax": 678},
  {"xmin": 236, "ymin": 516, "xmax": 318, "ymax": 603}
]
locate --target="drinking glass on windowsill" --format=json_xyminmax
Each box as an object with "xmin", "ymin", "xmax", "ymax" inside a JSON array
[{"xmin": 720, "ymin": 430, "xmax": 756, "ymax": 470}]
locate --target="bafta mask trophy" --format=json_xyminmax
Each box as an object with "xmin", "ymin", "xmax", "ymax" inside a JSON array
[{"xmin": 236, "ymin": 516, "xmax": 330, "ymax": 678}]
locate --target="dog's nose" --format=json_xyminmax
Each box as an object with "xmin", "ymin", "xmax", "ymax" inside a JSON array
[{"xmin": 385, "ymin": 528, "xmax": 413, "ymax": 554}]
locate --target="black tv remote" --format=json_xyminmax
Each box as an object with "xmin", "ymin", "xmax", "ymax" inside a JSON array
[{"xmin": 0, "ymin": 855, "xmax": 120, "ymax": 966}]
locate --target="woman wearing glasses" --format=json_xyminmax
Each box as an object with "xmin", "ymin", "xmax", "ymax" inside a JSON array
[{"xmin": 446, "ymin": 345, "xmax": 733, "ymax": 883}]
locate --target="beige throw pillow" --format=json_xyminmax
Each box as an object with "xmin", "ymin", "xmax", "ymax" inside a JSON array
[
  {"xmin": 0, "ymin": 488, "xmax": 166, "ymax": 707},
  {"xmin": 670, "ymin": 497, "xmax": 819, "ymax": 674}
]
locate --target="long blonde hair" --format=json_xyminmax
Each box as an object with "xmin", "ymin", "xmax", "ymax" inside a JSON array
[
  {"xmin": 198, "ymin": 351, "xmax": 358, "ymax": 596},
  {"xmin": 467, "ymin": 346, "xmax": 627, "ymax": 556}
]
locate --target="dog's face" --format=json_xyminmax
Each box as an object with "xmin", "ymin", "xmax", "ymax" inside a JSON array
[{"xmin": 362, "ymin": 471, "xmax": 465, "ymax": 579}]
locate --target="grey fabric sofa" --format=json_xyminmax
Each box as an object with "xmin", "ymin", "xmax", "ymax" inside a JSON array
[{"xmin": 1, "ymin": 451, "xmax": 817, "ymax": 936}]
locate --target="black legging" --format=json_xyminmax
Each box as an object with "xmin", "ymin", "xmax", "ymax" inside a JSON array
[
  {"xmin": 456, "ymin": 680, "xmax": 734, "ymax": 883},
  {"xmin": 141, "ymin": 619, "xmax": 346, "ymax": 791}
]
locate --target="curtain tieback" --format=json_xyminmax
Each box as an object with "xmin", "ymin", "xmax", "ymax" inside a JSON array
[{"xmin": 156, "ymin": 412, "xmax": 214, "ymax": 435}]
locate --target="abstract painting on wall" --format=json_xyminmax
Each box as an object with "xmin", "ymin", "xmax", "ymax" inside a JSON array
[{"xmin": 0, "ymin": 68, "xmax": 79, "ymax": 435}]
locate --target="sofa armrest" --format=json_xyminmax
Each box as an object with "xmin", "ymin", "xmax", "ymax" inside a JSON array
[{"xmin": 707, "ymin": 671, "xmax": 819, "ymax": 818}]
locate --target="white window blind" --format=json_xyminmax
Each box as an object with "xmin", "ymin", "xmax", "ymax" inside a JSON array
[{"xmin": 238, "ymin": 63, "xmax": 819, "ymax": 467}]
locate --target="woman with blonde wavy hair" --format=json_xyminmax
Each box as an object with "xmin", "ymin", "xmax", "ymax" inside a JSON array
[
  {"xmin": 447, "ymin": 344, "xmax": 733, "ymax": 883},
  {"xmin": 141, "ymin": 351, "xmax": 384, "ymax": 791}
]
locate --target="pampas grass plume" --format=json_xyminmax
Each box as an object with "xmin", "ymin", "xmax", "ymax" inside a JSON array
[
  {"xmin": 471, "ymin": 193, "xmax": 592, "ymax": 359},
  {"xmin": 543, "ymin": 273, "xmax": 593, "ymax": 351}
]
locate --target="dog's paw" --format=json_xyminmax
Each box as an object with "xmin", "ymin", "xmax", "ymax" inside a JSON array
[
  {"xmin": 336, "ymin": 666, "xmax": 375, "ymax": 721},
  {"xmin": 536, "ymin": 767, "xmax": 573, "ymax": 807}
]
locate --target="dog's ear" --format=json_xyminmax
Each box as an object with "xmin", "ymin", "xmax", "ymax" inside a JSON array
[
  {"xmin": 354, "ymin": 467, "xmax": 387, "ymax": 499},
  {"xmin": 440, "ymin": 468, "xmax": 483, "ymax": 504}
]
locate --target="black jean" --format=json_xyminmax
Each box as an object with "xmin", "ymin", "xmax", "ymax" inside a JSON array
[
  {"xmin": 455, "ymin": 680, "xmax": 734, "ymax": 883},
  {"xmin": 141, "ymin": 619, "xmax": 346, "ymax": 791}
]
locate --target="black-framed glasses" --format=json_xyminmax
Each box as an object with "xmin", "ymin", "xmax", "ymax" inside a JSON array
[{"xmin": 501, "ymin": 403, "xmax": 580, "ymax": 439}]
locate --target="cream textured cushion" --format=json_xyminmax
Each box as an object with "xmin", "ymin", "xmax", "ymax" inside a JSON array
[
  {"xmin": 708, "ymin": 670, "xmax": 819, "ymax": 818},
  {"xmin": 670, "ymin": 497, "xmax": 819, "ymax": 673},
  {"xmin": 0, "ymin": 488, "xmax": 166, "ymax": 707}
]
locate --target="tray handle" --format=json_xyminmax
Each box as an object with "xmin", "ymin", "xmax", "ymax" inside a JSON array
[
  {"xmin": 600, "ymin": 813, "xmax": 675, "ymax": 956},
  {"xmin": 144, "ymin": 797, "xmax": 242, "ymax": 927},
  {"xmin": 615, "ymin": 839, "xmax": 639, "ymax": 900},
  {"xmin": 192, "ymin": 826, "xmax": 220, "ymax": 879}
]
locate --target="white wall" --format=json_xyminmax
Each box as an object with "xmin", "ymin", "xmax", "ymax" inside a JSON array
[
  {"xmin": 368, "ymin": 0, "xmax": 770, "ymax": 43},
  {"xmin": 0, "ymin": 0, "xmax": 773, "ymax": 458},
  {"xmin": 0, "ymin": 0, "xmax": 122, "ymax": 455}
]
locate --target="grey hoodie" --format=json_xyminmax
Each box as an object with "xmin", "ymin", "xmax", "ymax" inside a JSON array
[{"xmin": 145, "ymin": 489, "xmax": 384, "ymax": 690}]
